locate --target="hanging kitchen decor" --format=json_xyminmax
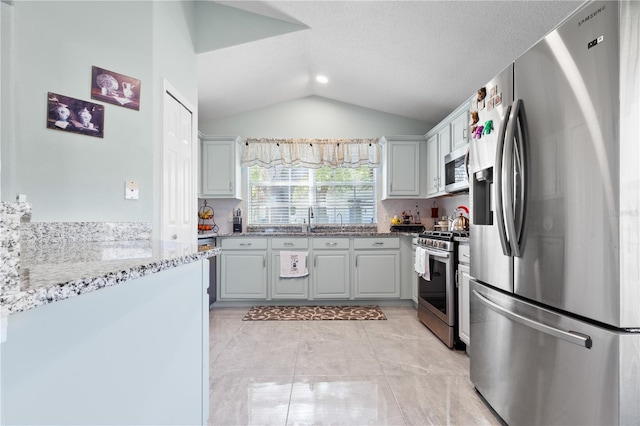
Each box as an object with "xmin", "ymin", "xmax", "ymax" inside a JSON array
[
  {"xmin": 197, "ymin": 201, "xmax": 218, "ymax": 233},
  {"xmin": 46, "ymin": 92, "xmax": 104, "ymax": 138},
  {"xmin": 91, "ymin": 65, "xmax": 141, "ymax": 111}
]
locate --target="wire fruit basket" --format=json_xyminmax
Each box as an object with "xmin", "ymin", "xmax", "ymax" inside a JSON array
[{"xmin": 197, "ymin": 200, "xmax": 218, "ymax": 233}]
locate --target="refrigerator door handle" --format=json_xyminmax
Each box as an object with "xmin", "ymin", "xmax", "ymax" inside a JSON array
[
  {"xmin": 472, "ymin": 289, "xmax": 593, "ymax": 349},
  {"xmin": 464, "ymin": 144, "xmax": 471, "ymax": 180},
  {"xmin": 512, "ymin": 100, "xmax": 529, "ymax": 257},
  {"xmin": 503, "ymin": 99, "xmax": 525, "ymax": 257},
  {"xmin": 494, "ymin": 104, "xmax": 512, "ymax": 256}
]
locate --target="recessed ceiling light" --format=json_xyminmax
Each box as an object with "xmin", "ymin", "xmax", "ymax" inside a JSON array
[{"xmin": 316, "ymin": 75, "xmax": 329, "ymax": 84}]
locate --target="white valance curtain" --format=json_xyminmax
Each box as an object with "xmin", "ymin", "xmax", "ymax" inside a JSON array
[{"xmin": 241, "ymin": 138, "xmax": 380, "ymax": 169}]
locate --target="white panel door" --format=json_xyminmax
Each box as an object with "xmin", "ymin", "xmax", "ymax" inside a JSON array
[{"xmin": 162, "ymin": 91, "xmax": 195, "ymax": 244}]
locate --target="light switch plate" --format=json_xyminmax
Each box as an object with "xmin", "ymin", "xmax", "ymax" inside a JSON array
[{"xmin": 125, "ymin": 180, "xmax": 139, "ymax": 200}]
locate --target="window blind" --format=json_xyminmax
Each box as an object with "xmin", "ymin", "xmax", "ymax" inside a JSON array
[{"xmin": 248, "ymin": 165, "xmax": 376, "ymax": 225}]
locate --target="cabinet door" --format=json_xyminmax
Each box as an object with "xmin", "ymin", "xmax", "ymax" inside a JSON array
[
  {"xmin": 437, "ymin": 126, "xmax": 451, "ymax": 193},
  {"xmin": 458, "ymin": 265, "xmax": 471, "ymax": 346},
  {"xmin": 201, "ymin": 138, "xmax": 241, "ymax": 198},
  {"xmin": 271, "ymin": 252, "xmax": 309, "ymax": 299},
  {"xmin": 388, "ymin": 141, "xmax": 420, "ymax": 197},
  {"xmin": 219, "ymin": 251, "xmax": 267, "ymax": 299},
  {"xmin": 354, "ymin": 251, "xmax": 400, "ymax": 298},
  {"xmin": 450, "ymin": 110, "xmax": 469, "ymax": 150},
  {"xmin": 312, "ymin": 251, "xmax": 350, "ymax": 299},
  {"xmin": 426, "ymin": 135, "xmax": 439, "ymax": 196}
]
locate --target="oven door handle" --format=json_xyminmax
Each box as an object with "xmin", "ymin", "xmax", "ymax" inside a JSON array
[{"xmin": 424, "ymin": 249, "xmax": 450, "ymax": 259}]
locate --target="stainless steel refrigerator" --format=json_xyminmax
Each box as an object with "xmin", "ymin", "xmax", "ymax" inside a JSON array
[{"xmin": 468, "ymin": 1, "xmax": 640, "ymax": 424}]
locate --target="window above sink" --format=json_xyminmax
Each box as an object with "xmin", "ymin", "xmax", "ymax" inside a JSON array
[{"xmin": 247, "ymin": 165, "xmax": 377, "ymax": 225}]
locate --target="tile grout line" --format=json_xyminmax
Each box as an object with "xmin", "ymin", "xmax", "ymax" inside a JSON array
[
  {"xmin": 283, "ymin": 320, "xmax": 303, "ymax": 426},
  {"xmin": 363, "ymin": 309, "xmax": 411, "ymax": 426}
]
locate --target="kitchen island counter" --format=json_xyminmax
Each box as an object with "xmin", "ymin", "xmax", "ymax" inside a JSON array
[
  {"xmin": 2, "ymin": 240, "xmax": 214, "ymax": 425},
  {"xmin": 2, "ymin": 239, "xmax": 219, "ymax": 315}
]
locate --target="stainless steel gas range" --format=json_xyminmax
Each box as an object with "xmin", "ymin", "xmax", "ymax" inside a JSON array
[{"xmin": 416, "ymin": 230, "xmax": 469, "ymax": 348}]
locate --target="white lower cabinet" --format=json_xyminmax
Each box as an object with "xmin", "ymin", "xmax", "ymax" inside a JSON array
[
  {"xmin": 217, "ymin": 236, "xmax": 403, "ymax": 302},
  {"xmin": 458, "ymin": 263, "xmax": 471, "ymax": 346},
  {"xmin": 457, "ymin": 243, "xmax": 471, "ymax": 347},
  {"xmin": 353, "ymin": 237, "xmax": 400, "ymax": 299},
  {"xmin": 271, "ymin": 238, "xmax": 309, "ymax": 300},
  {"xmin": 312, "ymin": 238, "xmax": 350, "ymax": 299},
  {"xmin": 219, "ymin": 238, "xmax": 267, "ymax": 299}
]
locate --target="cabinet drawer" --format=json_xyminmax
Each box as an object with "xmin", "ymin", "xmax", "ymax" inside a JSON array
[
  {"xmin": 220, "ymin": 238, "xmax": 267, "ymax": 250},
  {"xmin": 311, "ymin": 238, "xmax": 350, "ymax": 250},
  {"xmin": 353, "ymin": 237, "xmax": 400, "ymax": 249},
  {"xmin": 272, "ymin": 238, "xmax": 309, "ymax": 250}
]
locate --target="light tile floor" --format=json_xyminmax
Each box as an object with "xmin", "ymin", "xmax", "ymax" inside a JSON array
[{"xmin": 209, "ymin": 306, "xmax": 502, "ymax": 426}]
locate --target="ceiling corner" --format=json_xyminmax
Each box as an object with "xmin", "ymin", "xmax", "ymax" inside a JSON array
[{"xmin": 194, "ymin": 1, "xmax": 309, "ymax": 54}]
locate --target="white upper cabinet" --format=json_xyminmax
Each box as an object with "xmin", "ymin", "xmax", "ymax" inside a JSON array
[
  {"xmin": 450, "ymin": 109, "xmax": 470, "ymax": 151},
  {"xmin": 200, "ymin": 135, "xmax": 242, "ymax": 199},
  {"xmin": 426, "ymin": 127, "xmax": 450, "ymax": 196},
  {"xmin": 380, "ymin": 136, "xmax": 427, "ymax": 199},
  {"xmin": 425, "ymin": 98, "xmax": 471, "ymax": 198}
]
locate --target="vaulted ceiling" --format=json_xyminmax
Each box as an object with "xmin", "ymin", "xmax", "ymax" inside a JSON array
[{"xmin": 196, "ymin": 1, "xmax": 583, "ymax": 125}]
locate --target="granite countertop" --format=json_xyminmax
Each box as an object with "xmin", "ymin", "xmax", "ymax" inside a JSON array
[
  {"xmin": 454, "ymin": 237, "xmax": 470, "ymax": 243},
  {"xmin": 217, "ymin": 224, "xmax": 414, "ymax": 238},
  {"xmin": 2, "ymin": 240, "xmax": 219, "ymax": 315}
]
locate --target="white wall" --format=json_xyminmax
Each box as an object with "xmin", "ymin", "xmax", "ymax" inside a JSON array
[
  {"xmin": 198, "ymin": 95, "xmax": 433, "ymax": 138},
  {"xmin": 1, "ymin": 1, "xmax": 197, "ymax": 229},
  {"xmin": 1, "ymin": 2, "xmax": 14, "ymax": 200}
]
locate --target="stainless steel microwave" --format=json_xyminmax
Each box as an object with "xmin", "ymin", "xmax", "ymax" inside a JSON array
[{"xmin": 444, "ymin": 144, "xmax": 470, "ymax": 193}]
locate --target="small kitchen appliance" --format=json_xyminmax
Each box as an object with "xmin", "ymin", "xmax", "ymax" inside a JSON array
[
  {"xmin": 444, "ymin": 145, "xmax": 470, "ymax": 193},
  {"xmin": 232, "ymin": 209, "xmax": 242, "ymax": 233}
]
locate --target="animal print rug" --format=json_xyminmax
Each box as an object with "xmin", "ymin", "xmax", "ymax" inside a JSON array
[{"xmin": 242, "ymin": 305, "xmax": 387, "ymax": 321}]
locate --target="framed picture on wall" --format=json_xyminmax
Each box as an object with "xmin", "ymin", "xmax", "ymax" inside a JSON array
[
  {"xmin": 47, "ymin": 92, "xmax": 105, "ymax": 138},
  {"xmin": 90, "ymin": 66, "xmax": 141, "ymax": 111}
]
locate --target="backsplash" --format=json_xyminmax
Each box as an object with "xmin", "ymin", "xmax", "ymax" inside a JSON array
[{"xmin": 199, "ymin": 196, "xmax": 472, "ymax": 234}]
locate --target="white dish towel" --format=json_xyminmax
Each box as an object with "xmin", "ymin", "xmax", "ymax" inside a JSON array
[
  {"xmin": 279, "ymin": 251, "xmax": 309, "ymax": 278},
  {"xmin": 414, "ymin": 247, "xmax": 430, "ymax": 281}
]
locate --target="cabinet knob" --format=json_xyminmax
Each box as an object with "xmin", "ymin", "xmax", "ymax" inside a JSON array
[{"xmin": 171, "ymin": 234, "xmax": 177, "ymax": 240}]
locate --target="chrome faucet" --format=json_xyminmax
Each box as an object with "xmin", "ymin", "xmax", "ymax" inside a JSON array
[
  {"xmin": 337, "ymin": 213, "xmax": 344, "ymax": 232},
  {"xmin": 308, "ymin": 206, "xmax": 315, "ymax": 232}
]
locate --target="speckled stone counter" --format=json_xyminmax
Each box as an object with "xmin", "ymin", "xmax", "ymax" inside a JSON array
[
  {"xmin": 1, "ymin": 239, "xmax": 219, "ymax": 315},
  {"xmin": 1, "ymin": 202, "xmax": 32, "ymax": 295},
  {"xmin": 20, "ymin": 221, "xmax": 152, "ymax": 244},
  {"xmin": 219, "ymin": 224, "xmax": 414, "ymax": 238}
]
